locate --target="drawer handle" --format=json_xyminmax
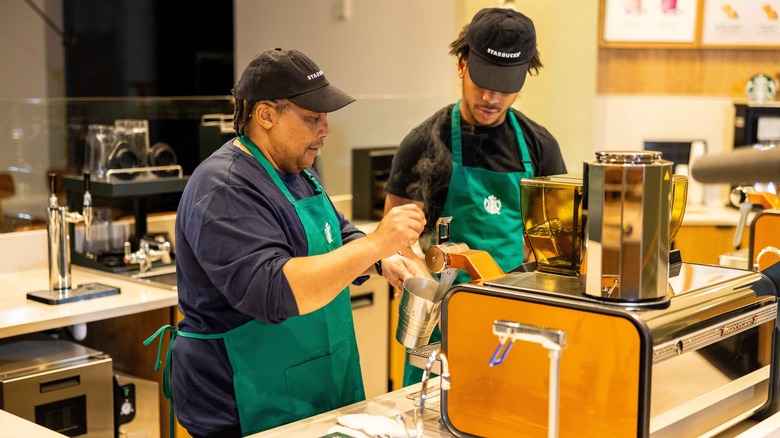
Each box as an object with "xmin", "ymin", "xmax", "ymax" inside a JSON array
[
  {"xmin": 351, "ymin": 292, "xmax": 374, "ymax": 310},
  {"xmin": 40, "ymin": 375, "xmax": 81, "ymax": 393}
]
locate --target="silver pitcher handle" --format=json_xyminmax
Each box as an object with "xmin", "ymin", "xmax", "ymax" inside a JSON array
[{"xmin": 435, "ymin": 216, "xmax": 452, "ymax": 244}]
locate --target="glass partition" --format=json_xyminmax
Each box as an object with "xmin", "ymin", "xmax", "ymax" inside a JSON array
[
  {"xmin": 0, "ymin": 96, "xmax": 233, "ymax": 233},
  {"xmin": 0, "ymin": 93, "xmax": 457, "ymax": 234}
]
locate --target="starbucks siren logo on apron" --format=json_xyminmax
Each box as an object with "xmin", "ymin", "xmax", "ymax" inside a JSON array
[
  {"xmin": 402, "ymin": 100, "xmax": 535, "ymax": 387},
  {"xmin": 484, "ymin": 194, "xmax": 502, "ymax": 214},
  {"xmin": 145, "ymin": 135, "xmax": 365, "ymax": 437},
  {"xmin": 325, "ymin": 222, "xmax": 333, "ymax": 243}
]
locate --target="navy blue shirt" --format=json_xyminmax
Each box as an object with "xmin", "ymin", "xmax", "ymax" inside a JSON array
[{"xmin": 172, "ymin": 140, "xmax": 366, "ymax": 437}]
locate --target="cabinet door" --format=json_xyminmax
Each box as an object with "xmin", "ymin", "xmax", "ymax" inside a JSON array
[
  {"xmin": 674, "ymin": 225, "xmax": 749, "ymax": 265},
  {"xmin": 351, "ymin": 276, "xmax": 390, "ymax": 398}
]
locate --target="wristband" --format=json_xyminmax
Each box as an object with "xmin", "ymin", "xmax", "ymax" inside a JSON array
[{"xmin": 374, "ymin": 259, "xmax": 383, "ymax": 276}]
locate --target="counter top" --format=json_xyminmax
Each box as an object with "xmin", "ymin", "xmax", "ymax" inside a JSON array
[
  {"xmin": 0, "ymin": 266, "xmax": 178, "ymax": 339},
  {"xmin": 681, "ymin": 203, "xmax": 753, "ymax": 226},
  {"xmin": 0, "ymin": 409, "xmax": 67, "ymax": 438},
  {"xmin": 253, "ymin": 378, "xmax": 449, "ymax": 438},
  {"xmin": 251, "ymin": 374, "xmax": 780, "ymax": 438}
]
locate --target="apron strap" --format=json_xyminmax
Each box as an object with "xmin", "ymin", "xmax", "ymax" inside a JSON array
[
  {"xmin": 238, "ymin": 135, "xmax": 322, "ymax": 202},
  {"xmin": 143, "ymin": 325, "xmax": 178, "ymax": 398},
  {"xmin": 143, "ymin": 324, "xmax": 242, "ymax": 437},
  {"xmin": 143, "ymin": 324, "xmax": 178, "ymax": 438},
  {"xmin": 451, "ymin": 101, "xmax": 464, "ymax": 165},
  {"xmin": 451, "ymin": 102, "xmax": 530, "ymax": 172}
]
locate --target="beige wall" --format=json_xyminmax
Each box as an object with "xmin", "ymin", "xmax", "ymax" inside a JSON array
[{"xmin": 235, "ymin": 0, "xmax": 461, "ymax": 196}]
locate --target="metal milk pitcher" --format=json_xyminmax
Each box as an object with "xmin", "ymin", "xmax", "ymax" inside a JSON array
[{"xmin": 584, "ymin": 151, "xmax": 673, "ymax": 303}]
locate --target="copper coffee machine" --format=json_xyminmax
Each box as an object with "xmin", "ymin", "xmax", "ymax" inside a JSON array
[{"xmin": 413, "ymin": 151, "xmax": 780, "ymax": 437}]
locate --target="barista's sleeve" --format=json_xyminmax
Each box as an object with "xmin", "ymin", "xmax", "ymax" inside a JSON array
[
  {"xmin": 385, "ymin": 128, "xmax": 428, "ymax": 201},
  {"xmin": 515, "ymin": 109, "xmax": 567, "ymax": 176},
  {"xmin": 335, "ymin": 204, "xmax": 371, "ymax": 286}
]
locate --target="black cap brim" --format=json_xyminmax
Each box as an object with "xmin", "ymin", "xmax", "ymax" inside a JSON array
[
  {"xmin": 467, "ymin": 53, "xmax": 529, "ymax": 94},
  {"xmin": 288, "ymin": 83, "xmax": 355, "ymax": 113}
]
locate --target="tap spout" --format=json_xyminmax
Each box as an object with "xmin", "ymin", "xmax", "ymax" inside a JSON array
[
  {"xmin": 417, "ymin": 350, "xmax": 450, "ymax": 437},
  {"xmin": 124, "ymin": 237, "xmax": 172, "ymax": 273}
]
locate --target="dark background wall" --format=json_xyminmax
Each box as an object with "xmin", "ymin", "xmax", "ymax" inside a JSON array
[
  {"xmin": 60, "ymin": 0, "xmax": 235, "ymax": 223},
  {"xmin": 63, "ymin": 0, "xmax": 234, "ymax": 98}
]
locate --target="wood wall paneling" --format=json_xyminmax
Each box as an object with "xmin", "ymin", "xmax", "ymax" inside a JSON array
[{"xmin": 598, "ymin": 48, "xmax": 780, "ymax": 96}]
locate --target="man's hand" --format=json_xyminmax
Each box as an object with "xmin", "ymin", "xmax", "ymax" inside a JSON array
[
  {"xmin": 380, "ymin": 253, "xmax": 427, "ymax": 289},
  {"xmin": 370, "ymin": 204, "xmax": 426, "ymax": 258}
]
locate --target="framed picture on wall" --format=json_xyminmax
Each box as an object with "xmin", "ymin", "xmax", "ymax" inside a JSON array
[
  {"xmin": 701, "ymin": 0, "xmax": 780, "ymax": 47},
  {"xmin": 601, "ymin": 0, "xmax": 700, "ymax": 47}
]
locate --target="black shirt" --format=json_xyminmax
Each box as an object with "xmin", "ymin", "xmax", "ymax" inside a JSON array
[{"xmin": 386, "ymin": 104, "xmax": 567, "ymax": 231}]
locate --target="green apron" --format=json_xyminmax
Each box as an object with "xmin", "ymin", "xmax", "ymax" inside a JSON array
[
  {"xmin": 402, "ymin": 102, "xmax": 534, "ymax": 386},
  {"xmin": 146, "ymin": 136, "xmax": 364, "ymax": 436}
]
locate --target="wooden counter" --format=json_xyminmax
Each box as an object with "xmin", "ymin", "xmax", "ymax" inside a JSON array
[{"xmin": 676, "ymin": 204, "xmax": 756, "ymax": 265}]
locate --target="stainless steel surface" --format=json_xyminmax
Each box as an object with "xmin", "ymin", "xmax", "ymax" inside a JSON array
[
  {"xmin": 432, "ymin": 269, "xmax": 457, "ymax": 302},
  {"xmin": 31, "ymin": 173, "xmax": 121, "ymax": 304},
  {"xmin": 720, "ymin": 248, "xmax": 750, "ymax": 269},
  {"xmin": 0, "ymin": 337, "xmax": 114, "ymax": 438},
  {"xmin": 78, "ymin": 264, "xmax": 177, "ymax": 291},
  {"xmin": 123, "ymin": 236, "xmax": 172, "ymax": 273},
  {"xmin": 585, "ymin": 150, "xmax": 673, "ymax": 302},
  {"xmin": 418, "ymin": 350, "xmax": 450, "ymax": 438},
  {"xmin": 407, "ymin": 342, "xmax": 442, "ymax": 375},
  {"xmin": 424, "ymin": 242, "xmax": 469, "ymax": 274},
  {"xmin": 396, "ymin": 277, "xmax": 442, "ymax": 348},
  {"xmin": 131, "ymin": 265, "xmax": 178, "ymax": 289},
  {"xmin": 47, "ymin": 172, "xmax": 94, "ymax": 292}
]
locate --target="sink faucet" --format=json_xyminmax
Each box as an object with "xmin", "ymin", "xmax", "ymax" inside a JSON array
[{"xmin": 124, "ymin": 236, "xmax": 172, "ymax": 273}]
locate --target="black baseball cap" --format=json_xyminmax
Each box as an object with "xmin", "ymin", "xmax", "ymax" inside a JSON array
[
  {"xmin": 465, "ymin": 8, "xmax": 537, "ymax": 94},
  {"xmin": 232, "ymin": 48, "xmax": 355, "ymax": 113}
]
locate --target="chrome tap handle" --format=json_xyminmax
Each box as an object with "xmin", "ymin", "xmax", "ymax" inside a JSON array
[
  {"xmin": 82, "ymin": 172, "xmax": 93, "ymax": 241},
  {"xmin": 124, "ymin": 237, "xmax": 172, "ymax": 273},
  {"xmin": 48, "ymin": 173, "xmax": 59, "ymax": 208}
]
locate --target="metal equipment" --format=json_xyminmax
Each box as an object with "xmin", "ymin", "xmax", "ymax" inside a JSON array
[
  {"xmin": 410, "ymin": 151, "xmax": 780, "ymax": 437},
  {"xmin": 27, "ymin": 173, "xmax": 120, "ymax": 304}
]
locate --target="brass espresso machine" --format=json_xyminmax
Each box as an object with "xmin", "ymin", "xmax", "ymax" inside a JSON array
[{"xmin": 421, "ymin": 151, "xmax": 780, "ymax": 437}]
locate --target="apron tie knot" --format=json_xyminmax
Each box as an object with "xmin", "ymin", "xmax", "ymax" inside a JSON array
[
  {"xmin": 144, "ymin": 324, "xmax": 179, "ymax": 438},
  {"xmin": 143, "ymin": 324, "xmax": 178, "ymax": 399}
]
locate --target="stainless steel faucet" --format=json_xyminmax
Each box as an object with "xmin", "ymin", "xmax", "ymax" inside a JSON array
[
  {"xmin": 47, "ymin": 172, "xmax": 93, "ymax": 291},
  {"xmin": 124, "ymin": 236, "xmax": 172, "ymax": 273}
]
